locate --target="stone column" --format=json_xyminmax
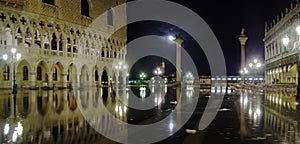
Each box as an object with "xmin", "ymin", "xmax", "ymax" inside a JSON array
[
  {"xmin": 238, "ymin": 28, "xmax": 248, "ymax": 83},
  {"xmin": 11, "ymin": 30, "xmax": 16, "ymax": 47},
  {"xmin": 91, "ymin": 72, "xmax": 95, "ymax": 87},
  {"xmin": 56, "ymin": 40, "xmax": 60, "ymax": 55},
  {"xmin": 77, "ymin": 74, "xmax": 81, "ymax": 88},
  {"xmin": 297, "ymin": 53, "xmax": 300, "ymax": 99},
  {"xmin": 98, "ymin": 73, "xmax": 102, "ymax": 87},
  {"xmin": 48, "ymin": 72, "xmax": 53, "ymax": 88},
  {"xmin": 71, "ymin": 38, "xmax": 74, "ymax": 57},
  {"xmin": 115, "ymin": 72, "xmax": 119, "ymax": 97},
  {"xmin": 108, "ymin": 47, "xmax": 111, "ymax": 58},
  {"xmin": 30, "ymin": 71, "xmax": 36, "ymax": 88},
  {"xmin": 175, "ymin": 36, "xmax": 184, "ymax": 84},
  {"xmin": 117, "ymin": 52, "xmax": 120, "ymax": 59},
  {"xmin": 62, "ymin": 73, "xmax": 68, "ymax": 88},
  {"xmin": 49, "ymin": 37, "xmax": 52, "ymax": 52},
  {"xmin": 104, "ymin": 48, "xmax": 107, "ymax": 58},
  {"xmin": 62, "ymin": 39, "xmax": 67, "ymax": 57},
  {"xmin": 30, "ymin": 30, "xmax": 35, "ymax": 48},
  {"xmin": 20, "ymin": 32, "xmax": 25, "ymax": 47}
]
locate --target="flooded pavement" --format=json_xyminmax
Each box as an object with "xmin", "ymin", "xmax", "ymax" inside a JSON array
[{"xmin": 0, "ymin": 86, "xmax": 299, "ymax": 143}]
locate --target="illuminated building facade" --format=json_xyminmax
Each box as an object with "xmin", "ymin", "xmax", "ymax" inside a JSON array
[
  {"xmin": 264, "ymin": 2, "xmax": 300, "ymax": 85},
  {"xmin": 0, "ymin": 0, "xmax": 127, "ymax": 89}
]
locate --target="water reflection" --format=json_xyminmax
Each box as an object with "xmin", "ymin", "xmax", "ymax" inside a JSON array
[
  {"xmin": 236, "ymin": 89, "xmax": 300, "ymax": 143},
  {"xmin": 2, "ymin": 85, "xmax": 300, "ymax": 143},
  {"xmin": 0, "ymin": 88, "xmax": 128, "ymax": 143},
  {"xmin": 237, "ymin": 89, "xmax": 264, "ymax": 142},
  {"xmin": 0, "ymin": 85, "xmax": 197, "ymax": 143},
  {"xmin": 264, "ymin": 91, "xmax": 299, "ymax": 143}
]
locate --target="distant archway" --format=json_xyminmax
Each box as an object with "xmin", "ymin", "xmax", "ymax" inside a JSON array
[
  {"xmin": 36, "ymin": 61, "xmax": 48, "ymax": 86},
  {"xmin": 17, "ymin": 60, "xmax": 31, "ymax": 87},
  {"xmin": 101, "ymin": 70, "xmax": 108, "ymax": 86},
  {"xmin": 52, "ymin": 62, "xmax": 64, "ymax": 87},
  {"xmin": 67, "ymin": 63, "xmax": 77, "ymax": 88},
  {"xmin": 101, "ymin": 69, "xmax": 109, "ymax": 102}
]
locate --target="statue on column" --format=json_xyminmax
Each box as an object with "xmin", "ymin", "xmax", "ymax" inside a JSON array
[{"xmin": 241, "ymin": 28, "xmax": 245, "ymax": 36}]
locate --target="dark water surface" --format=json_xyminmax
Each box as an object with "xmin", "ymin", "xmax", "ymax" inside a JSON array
[{"xmin": 0, "ymin": 86, "xmax": 298, "ymax": 143}]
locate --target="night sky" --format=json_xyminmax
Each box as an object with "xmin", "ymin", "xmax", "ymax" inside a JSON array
[{"xmin": 127, "ymin": 0, "xmax": 294, "ymax": 79}]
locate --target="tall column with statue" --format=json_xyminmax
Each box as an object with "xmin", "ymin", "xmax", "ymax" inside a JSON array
[{"xmin": 238, "ymin": 28, "xmax": 248, "ymax": 83}]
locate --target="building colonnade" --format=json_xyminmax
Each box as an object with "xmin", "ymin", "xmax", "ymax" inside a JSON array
[{"xmin": 0, "ymin": 10, "xmax": 127, "ymax": 89}]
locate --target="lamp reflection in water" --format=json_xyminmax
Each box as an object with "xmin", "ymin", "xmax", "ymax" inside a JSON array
[
  {"xmin": 186, "ymin": 85, "xmax": 194, "ymax": 103},
  {"xmin": 3, "ymin": 120, "xmax": 23, "ymax": 142},
  {"xmin": 238, "ymin": 89, "xmax": 264, "ymax": 142},
  {"xmin": 140, "ymin": 87, "xmax": 146, "ymax": 98},
  {"xmin": 2, "ymin": 48, "xmax": 22, "ymax": 94}
]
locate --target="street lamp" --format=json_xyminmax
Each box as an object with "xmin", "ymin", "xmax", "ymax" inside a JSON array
[
  {"xmin": 248, "ymin": 59, "xmax": 262, "ymax": 84},
  {"xmin": 2, "ymin": 48, "xmax": 22, "ymax": 94},
  {"xmin": 153, "ymin": 67, "xmax": 162, "ymax": 76},
  {"xmin": 139, "ymin": 72, "xmax": 146, "ymax": 83}
]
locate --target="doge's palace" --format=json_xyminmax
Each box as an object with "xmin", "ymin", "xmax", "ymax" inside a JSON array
[{"xmin": 0, "ymin": 0, "xmax": 127, "ymax": 89}]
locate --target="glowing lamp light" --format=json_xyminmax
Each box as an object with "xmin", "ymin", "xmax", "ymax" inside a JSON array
[
  {"xmin": 168, "ymin": 35, "xmax": 176, "ymax": 41},
  {"xmin": 249, "ymin": 63, "xmax": 253, "ymax": 68},
  {"xmin": 16, "ymin": 122, "xmax": 23, "ymax": 136},
  {"xmin": 4, "ymin": 124, "xmax": 9, "ymax": 135},
  {"xmin": 282, "ymin": 36, "xmax": 290, "ymax": 46},
  {"xmin": 296, "ymin": 26, "xmax": 300, "ymax": 35},
  {"xmin": 2, "ymin": 54, "xmax": 8, "ymax": 60},
  {"xmin": 11, "ymin": 48, "xmax": 16, "ymax": 54},
  {"xmin": 12, "ymin": 131, "xmax": 18, "ymax": 142},
  {"xmin": 254, "ymin": 59, "xmax": 258, "ymax": 64},
  {"xmin": 256, "ymin": 62, "xmax": 262, "ymax": 68}
]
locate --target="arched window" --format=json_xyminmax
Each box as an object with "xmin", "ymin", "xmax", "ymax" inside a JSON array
[
  {"xmin": 23, "ymin": 66, "xmax": 29, "ymax": 80},
  {"xmin": 59, "ymin": 36, "xmax": 63, "ymax": 51},
  {"xmin": 107, "ymin": 8, "xmax": 113, "ymax": 26},
  {"xmin": 37, "ymin": 66, "xmax": 42, "ymax": 80},
  {"xmin": 67, "ymin": 69, "xmax": 70, "ymax": 81},
  {"xmin": 51, "ymin": 33, "xmax": 57, "ymax": 50},
  {"xmin": 95, "ymin": 70, "xmax": 99, "ymax": 81},
  {"xmin": 81, "ymin": 0, "xmax": 89, "ymax": 17},
  {"xmin": 53, "ymin": 67, "xmax": 57, "ymax": 81},
  {"xmin": 42, "ymin": 0, "xmax": 55, "ymax": 5},
  {"xmin": 3, "ymin": 64, "xmax": 9, "ymax": 81},
  {"xmin": 101, "ymin": 50, "xmax": 104, "ymax": 57}
]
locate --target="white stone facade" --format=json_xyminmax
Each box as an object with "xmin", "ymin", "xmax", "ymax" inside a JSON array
[
  {"xmin": 264, "ymin": 2, "xmax": 300, "ymax": 85},
  {"xmin": 0, "ymin": 0, "xmax": 127, "ymax": 89}
]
